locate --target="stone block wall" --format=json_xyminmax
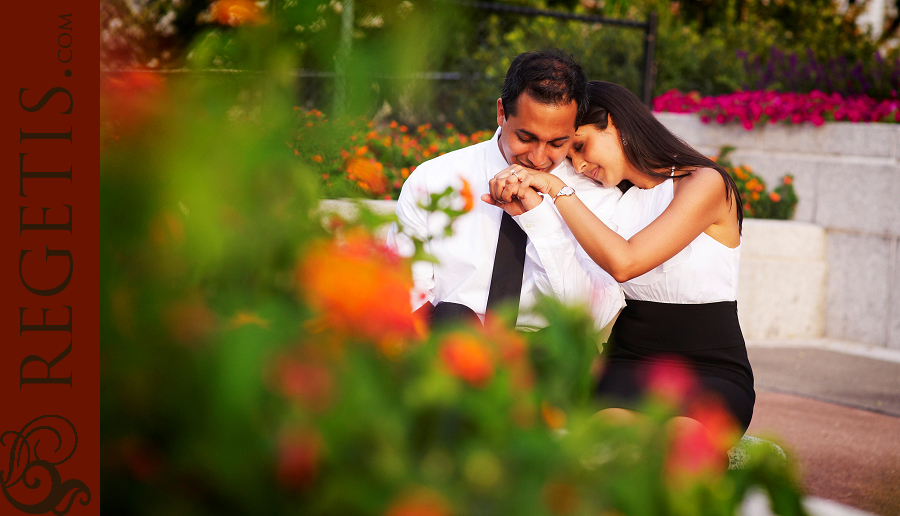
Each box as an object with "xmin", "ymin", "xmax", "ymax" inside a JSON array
[{"xmin": 657, "ymin": 113, "xmax": 900, "ymax": 349}]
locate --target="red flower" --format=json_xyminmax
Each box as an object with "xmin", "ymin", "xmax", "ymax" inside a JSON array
[
  {"xmin": 645, "ymin": 355, "xmax": 696, "ymax": 407},
  {"xmin": 101, "ymin": 72, "xmax": 165, "ymax": 137},
  {"xmin": 664, "ymin": 397, "xmax": 740, "ymax": 485},
  {"xmin": 276, "ymin": 358, "xmax": 334, "ymax": 412},
  {"xmin": 276, "ymin": 428, "xmax": 322, "ymax": 490}
]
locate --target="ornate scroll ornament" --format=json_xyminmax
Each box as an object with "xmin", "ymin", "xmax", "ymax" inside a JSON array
[{"xmin": 1, "ymin": 415, "xmax": 91, "ymax": 515}]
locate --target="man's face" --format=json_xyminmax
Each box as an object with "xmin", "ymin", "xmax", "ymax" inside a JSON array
[{"xmin": 496, "ymin": 92, "xmax": 578, "ymax": 172}]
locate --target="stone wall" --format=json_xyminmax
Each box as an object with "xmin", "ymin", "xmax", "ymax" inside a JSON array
[{"xmin": 657, "ymin": 113, "xmax": 900, "ymax": 350}]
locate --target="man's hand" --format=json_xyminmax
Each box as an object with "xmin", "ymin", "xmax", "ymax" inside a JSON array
[{"xmin": 480, "ymin": 165, "xmax": 546, "ymax": 215}]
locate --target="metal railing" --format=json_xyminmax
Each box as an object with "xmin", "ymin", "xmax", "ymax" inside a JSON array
[{"xmin": 449, "ymin": 1, "xmax": 657, "ymax": 105}]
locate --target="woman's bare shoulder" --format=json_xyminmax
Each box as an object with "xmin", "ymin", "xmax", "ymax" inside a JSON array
[{"xmin": 674, "ymin": 167, "xmax": 727, "ymax": 198}]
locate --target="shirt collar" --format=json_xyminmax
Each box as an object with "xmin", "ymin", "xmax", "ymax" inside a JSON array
[{"xmin": 485, "ymin": 127, "xmax": 510, "ymax": 177}]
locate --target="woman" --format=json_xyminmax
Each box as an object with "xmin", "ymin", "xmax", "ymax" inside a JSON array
[{"xmin": 486, "ymin": 81, "xmax": 754, "ymax": 438}]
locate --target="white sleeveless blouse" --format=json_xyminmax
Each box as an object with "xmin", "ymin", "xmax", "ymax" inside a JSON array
[{"xmin": 609, "ymin": 179, "xmax": 740, "ymax": 304}]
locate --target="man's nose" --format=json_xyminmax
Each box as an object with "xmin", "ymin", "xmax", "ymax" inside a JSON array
[{"xmin": 529, "ymin": 143, "xmax": 548, "ymax": 168}]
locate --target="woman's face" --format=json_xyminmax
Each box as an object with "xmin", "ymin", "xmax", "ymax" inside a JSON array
[{"xmin": 568, "ymin": 122, "xmax": 631, "ymax": 188}]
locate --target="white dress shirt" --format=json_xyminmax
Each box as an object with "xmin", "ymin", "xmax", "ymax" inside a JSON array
[{"xmin": 386, "ymin": 128, "xmax": 625, "ymax": 330}]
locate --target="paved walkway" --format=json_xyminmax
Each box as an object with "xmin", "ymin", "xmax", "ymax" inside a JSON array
[{"xmin": 743, "ymin": 340, "xmax": 900, "ymax": 516}]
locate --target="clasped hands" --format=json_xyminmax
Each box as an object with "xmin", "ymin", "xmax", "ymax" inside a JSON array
[{"xmin": 480, "ymin": 165, "xmax": 561, "ymax": 216}]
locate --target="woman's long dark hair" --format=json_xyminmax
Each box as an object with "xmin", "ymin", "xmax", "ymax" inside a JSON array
[{"xmin": 580, "ymin": 81, "xmax": 743, "ymax": 231}]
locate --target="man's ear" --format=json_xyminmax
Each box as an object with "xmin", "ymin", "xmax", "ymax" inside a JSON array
[{"xmin": 496, "ymin": 98, "xmax": 505, "ymax": 128}]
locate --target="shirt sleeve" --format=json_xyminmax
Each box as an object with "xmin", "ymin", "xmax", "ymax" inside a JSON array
[
  {"xmin": 516, "ymin": 194, "xmax": 625, "ymax": 330},
  {"xmin": 386, "ymin": 173, "xmax": 435, "ymax": 312}
]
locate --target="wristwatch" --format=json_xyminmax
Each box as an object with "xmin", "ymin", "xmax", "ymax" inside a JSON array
[{"xmin": 552, "ymin": 186, "xmax": 575, "ymax": 203}]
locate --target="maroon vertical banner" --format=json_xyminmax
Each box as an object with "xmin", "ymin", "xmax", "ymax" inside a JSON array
[{"xmin": 2, "ymin": 0, "xmax": 99, "ymax": 514}]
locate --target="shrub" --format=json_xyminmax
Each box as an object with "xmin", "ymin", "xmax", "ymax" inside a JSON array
[
  {"xmin": 714, "ymin": 146, "xmax": 798, "ymax": 220},
  {"xmin": 290, "ymin": 109, "xmax": 492, "ymax": 200}
]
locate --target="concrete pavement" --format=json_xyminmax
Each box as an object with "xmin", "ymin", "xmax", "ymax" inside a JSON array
[{"xmin": 744, "ymin": 340, "xmax": 900, "ymax": 516}]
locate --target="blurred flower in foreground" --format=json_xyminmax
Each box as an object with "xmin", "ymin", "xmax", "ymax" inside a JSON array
[
  {"xmin": 439, "ymin": 332, "xmax": 494, "ymax": 387},
  {"xmin": 101, "ymin": 71, "xmax": 165, "ymax": 139},
  {"xmin": 664, "ymin": 397, "xmax": 740, "ymax": 486},
  {"xmin": 459, "ymin": 178, "xmax": 474, "ymax": 212},
  {"xmin": 208, "ymin": 0, "xmax": 267, "ymax": 26},
  {"xmin": 385, "ymin": 487, "xmax": 451, "ymax": 516},
  {"xmin": 645, "ymin": 355, "xmax": 696, "ymax": 407},
  {"xmin": 276, "ymin": 427, "xmax": 323, "ymax": 490},
  {"xmin": 273, "ymin": 356, "xmax": 335, "ymax": 412},
  {"xmin": 299, "ymin": 230, "xmax": 426, "ymax": 354}
]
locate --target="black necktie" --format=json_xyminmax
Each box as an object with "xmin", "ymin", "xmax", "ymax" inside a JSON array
[{"xmin": 486, "ymin": 211, "xmax": 528, "ymax": 317}]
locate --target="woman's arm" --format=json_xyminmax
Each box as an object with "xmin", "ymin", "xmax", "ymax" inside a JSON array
[{"xmin": 490, "ymin": 167, "xmax": 732, "ymax": 283}]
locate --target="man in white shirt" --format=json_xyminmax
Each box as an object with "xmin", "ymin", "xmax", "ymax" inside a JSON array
[{"xmin": 386, "ymin": 50, "xmax": 623, "ymax": 331}]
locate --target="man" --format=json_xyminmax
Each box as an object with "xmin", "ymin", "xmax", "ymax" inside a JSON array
[{"xmin": 387, "ymin": 50, "xmax": 623, "ymax": 331}]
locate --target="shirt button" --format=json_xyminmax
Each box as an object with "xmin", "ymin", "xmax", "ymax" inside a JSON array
[{"xmin": 525, "ymin": 223, "xmax": 533, "ymax": 228}]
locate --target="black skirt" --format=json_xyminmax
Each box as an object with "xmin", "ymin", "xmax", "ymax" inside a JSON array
[{"xmin": 595, "ymin": 299, "xmax": 755, "ymax": 432}]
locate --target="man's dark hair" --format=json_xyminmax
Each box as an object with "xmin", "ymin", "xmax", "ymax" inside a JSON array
[{"xmin": 500, "ymin": 49, "xmax": 588, "ymax": 127}]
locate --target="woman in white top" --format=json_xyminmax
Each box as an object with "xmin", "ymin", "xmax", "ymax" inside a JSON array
[{"xmin": 485, "ymin": 81, "xmax": 754, "ymax": 438}]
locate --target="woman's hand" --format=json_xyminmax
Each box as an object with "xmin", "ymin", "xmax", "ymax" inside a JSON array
[{"xmin": 480, "ymin": 165, "xmax": 566, "ymax": 215}]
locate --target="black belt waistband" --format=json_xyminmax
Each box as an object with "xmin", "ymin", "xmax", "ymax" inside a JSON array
[{"xmin": 611, "ymin": 300, "xmax": 745, "ymax": 352}]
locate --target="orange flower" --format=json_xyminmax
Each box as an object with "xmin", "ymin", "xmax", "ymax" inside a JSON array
[
  {"xmin": 385, "ymin": 487, "xmax": 451, "ymax": 516},
  {"xmin": 311, "ymin": 155, "xmax": 324, "ymax": 163},
  {"xmin": 383, "ymin": 136, "xmax": 392, "ymax": 147},
  {"xmin": 751, "ymin": 192, "xmax": 760, "ymax": 201},
  {"xmin": 783, "ymin": 175, "xmax": 793, "ymax": 185},
  {"xmin": 769, "ymin": 192, "xmax": 781, "ymax": 202},
  {"xmin": 439, "ymin": 332, "xmax": 494, "ymax": 387},
  {"xmin": 543, "ymin": 481, "xmax": 580, "ymax": 515},
  {"xmin": 346, "ymin": 157, "xmax": 388, "ymax": 195},
  {"xmin": 390, "ymin": 120, "xmax": 398, "ymax": 129},
  {"xmin": 299, "ymin": 230, "xmax": 426, "ymax": 352},
  {"xmin": 356, "ymin": 145, "xmax": 370, "ymax": 156},
  {"xmin": 276, "ymin": 428, "xmax": 322, "ymax": 490},
  {"xmin": 541, "ymin": 401, "xmax": 566, "ymax": 429},
  {"xmin": 399, "ymin": 125, "xmax": 408, "ymax": 133},
  {"xmin": 401, "ymin": 167, "xmax": 410, "ymax": 178},
  {"xmin": 459, "ymin": 178, "xmax": 474, "ymax": 212},
  {"xmin": 210, "ymin": 0, "xmax": 266, "ymax": 26}
]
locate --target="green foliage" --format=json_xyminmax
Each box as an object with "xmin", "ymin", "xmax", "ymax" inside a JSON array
[
  {"xmin": 290, "ymin": 109, "xmax": 493, "ymax": 199},
  {"xmin": 631, "ymin": 0, "xmax": 890, "ymax": 97},
  {"xmin": 715, "ymin": 146, "xmax": 798, "ymax": 220},
  {"xmin": 100, "ymin": 8, "xmax": 807, "ymax": 515}
]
